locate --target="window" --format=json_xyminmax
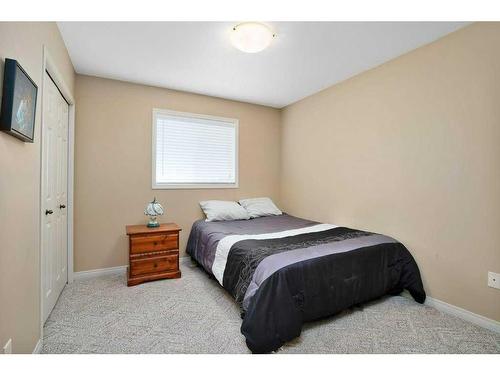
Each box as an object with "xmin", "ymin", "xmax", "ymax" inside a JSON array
[{"xmin": 152, "ymin": 109, "xmax": 238, "ymax": 189}]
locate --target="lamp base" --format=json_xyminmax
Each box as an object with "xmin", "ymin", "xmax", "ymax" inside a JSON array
[{"xmin": 147, "ymin": 217, "xmax": 159, "ymax": 228}]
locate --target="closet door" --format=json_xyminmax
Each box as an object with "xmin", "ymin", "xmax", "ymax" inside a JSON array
[{"xmin": 41, "ymin": 72, "xmax": 69, "ymax": 323}]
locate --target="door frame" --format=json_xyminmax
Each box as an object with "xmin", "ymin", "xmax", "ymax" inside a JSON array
[{"xmin": 39, "ymin": 46, "xmax": 75, "ymax": 334}]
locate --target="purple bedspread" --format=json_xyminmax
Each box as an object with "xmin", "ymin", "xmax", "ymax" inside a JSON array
[{"xmin": 185, "ymin": 214, "xmax": 425, "ymax": 353}]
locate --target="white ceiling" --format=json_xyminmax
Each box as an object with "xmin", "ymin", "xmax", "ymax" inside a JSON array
[{"xmin": 58, "ymin": 22, "xmax": 468, "ymax": 108}]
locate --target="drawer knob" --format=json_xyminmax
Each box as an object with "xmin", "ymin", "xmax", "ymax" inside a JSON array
[
  {"xmin": 154, "ymin": 263, "xmax": 158, "ymax": 268},
  {"xmin": 153, "ymin": 241, "xmax": 158, "ymax": 246}
]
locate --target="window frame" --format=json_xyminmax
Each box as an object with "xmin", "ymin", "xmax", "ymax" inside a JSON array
[{"xmin": 152, "ymin": 108, "xmax": 239, "ymax": 190}]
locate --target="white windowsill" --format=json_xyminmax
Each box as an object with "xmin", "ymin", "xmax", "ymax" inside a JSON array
[{"xmin": 152, "ymin": 183, "xmax": 239, "ymax": 190}]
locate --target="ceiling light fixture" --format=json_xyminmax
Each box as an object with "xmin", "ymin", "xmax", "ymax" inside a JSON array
[{"xmin": 230, "ymin": 22, "xmax": 276, "ymax": 53}]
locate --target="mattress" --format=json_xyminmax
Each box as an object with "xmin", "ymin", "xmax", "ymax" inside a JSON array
[{"xmin": 186, "ymin": 214, "xmax": 426, "ymax": 353}]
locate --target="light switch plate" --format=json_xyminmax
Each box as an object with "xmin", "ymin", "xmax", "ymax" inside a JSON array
[
  {"xmin": 3, "ymin": 338, "xmax": 12, "ymax": 354},
  {"xmin": 488, "ymin": 272, "xmax": 500, "ymax": 289}
]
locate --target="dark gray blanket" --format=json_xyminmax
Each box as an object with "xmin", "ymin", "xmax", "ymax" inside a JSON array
[{"xmin": 186, "ymin": 214, "xmax": 425, "ymax": 353}]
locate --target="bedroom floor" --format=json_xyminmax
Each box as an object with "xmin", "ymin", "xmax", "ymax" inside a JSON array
[{"xmin": 42, "ymin": 258, "xmax": 500, "ymax": 354}]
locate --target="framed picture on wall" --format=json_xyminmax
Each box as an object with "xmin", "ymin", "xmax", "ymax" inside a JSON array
[{"xmin": 0, "ymin": 58, "xmax": 38, "ymax": 142}]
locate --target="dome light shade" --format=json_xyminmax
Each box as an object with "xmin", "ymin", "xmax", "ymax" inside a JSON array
[{"xmin": 230, "ymin": 22, "xmax": 275, "ymax": 53}]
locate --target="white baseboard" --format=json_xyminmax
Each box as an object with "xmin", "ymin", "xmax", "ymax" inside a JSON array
[
  {"xmin": 424, "ymin": 296, "xmax": 500, "ymax": 334},
  {"xmin": 402, "ymin": 291, "xmax": 500, "ymax": 334},
  {"xmin": 32, "ymin": 338, "xmax": 42, "ymax": 354},
  {"xmin": 73, "ymin": 265, "xmax": 128, "ymax": 280}
]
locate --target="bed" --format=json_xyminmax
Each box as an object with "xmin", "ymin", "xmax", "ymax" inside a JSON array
[{"xmin": 186, "ymin": 213, "xmax": 426, "ymax": 353}]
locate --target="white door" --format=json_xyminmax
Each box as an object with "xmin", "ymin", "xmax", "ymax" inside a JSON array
[{"xmin": 41, "ymin": 72, "xmax": 69, "ymax": 323}]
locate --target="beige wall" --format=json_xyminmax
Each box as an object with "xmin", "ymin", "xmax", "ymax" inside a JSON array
[
  {"xmin": 281, "ymin": 23, "xmax": 500, "ymax": 321},
  {"xmin": 74, "ymin": 75, "xmax": 281, "ymax": 271},
  {"xmin": 0, "ymin": 22, "xmax": 75, "ymax": 353}
]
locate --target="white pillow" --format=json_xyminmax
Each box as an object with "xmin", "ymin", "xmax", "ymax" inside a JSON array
[
  {"xmin": 199, "ymin": 200, "xmax": 250, "ymax": 222},
  {"xmin": 238, "ymin": 197, "xmax": 282, "ymax": 218}
]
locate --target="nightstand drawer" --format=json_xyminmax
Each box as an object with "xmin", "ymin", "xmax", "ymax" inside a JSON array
[
  {"xmin": 130, "ymin": 233, "xmax": 178, "ymax": 254},
  {"xmin": 130, "ymin": 254, "xmax": 178, "ymax": 277}
]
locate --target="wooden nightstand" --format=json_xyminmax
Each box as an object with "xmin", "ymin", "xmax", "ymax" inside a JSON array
[{"xmin": 126, "ymin": 223, "xmax": 181, "ymax": 286}]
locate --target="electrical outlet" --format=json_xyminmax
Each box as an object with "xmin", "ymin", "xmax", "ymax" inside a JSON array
[
  {"xmin": 488, "ymin": 272, "xmax": 500, "ymax": 290},
  {"xmin": 3, "ymin": 338, "xmax": 12, "ymax": 354}
]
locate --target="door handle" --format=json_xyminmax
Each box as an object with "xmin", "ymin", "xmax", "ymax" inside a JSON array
[
  {"xmin": 45, "ymin": 209, "xmax": 54, "ymax": 215},
  {"xmin": 59, "ymin": 204, "xmax": 66, "ymax": 209}
]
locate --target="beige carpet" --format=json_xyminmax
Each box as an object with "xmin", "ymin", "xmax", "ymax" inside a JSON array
[{"xmin": 42, "ymin": 259, "xmax": 500, "ymax": 354}]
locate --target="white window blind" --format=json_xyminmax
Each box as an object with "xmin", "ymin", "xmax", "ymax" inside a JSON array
[{"xmin": 153, "ymin": 110, "xmax": 238, "ymax": 189}]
